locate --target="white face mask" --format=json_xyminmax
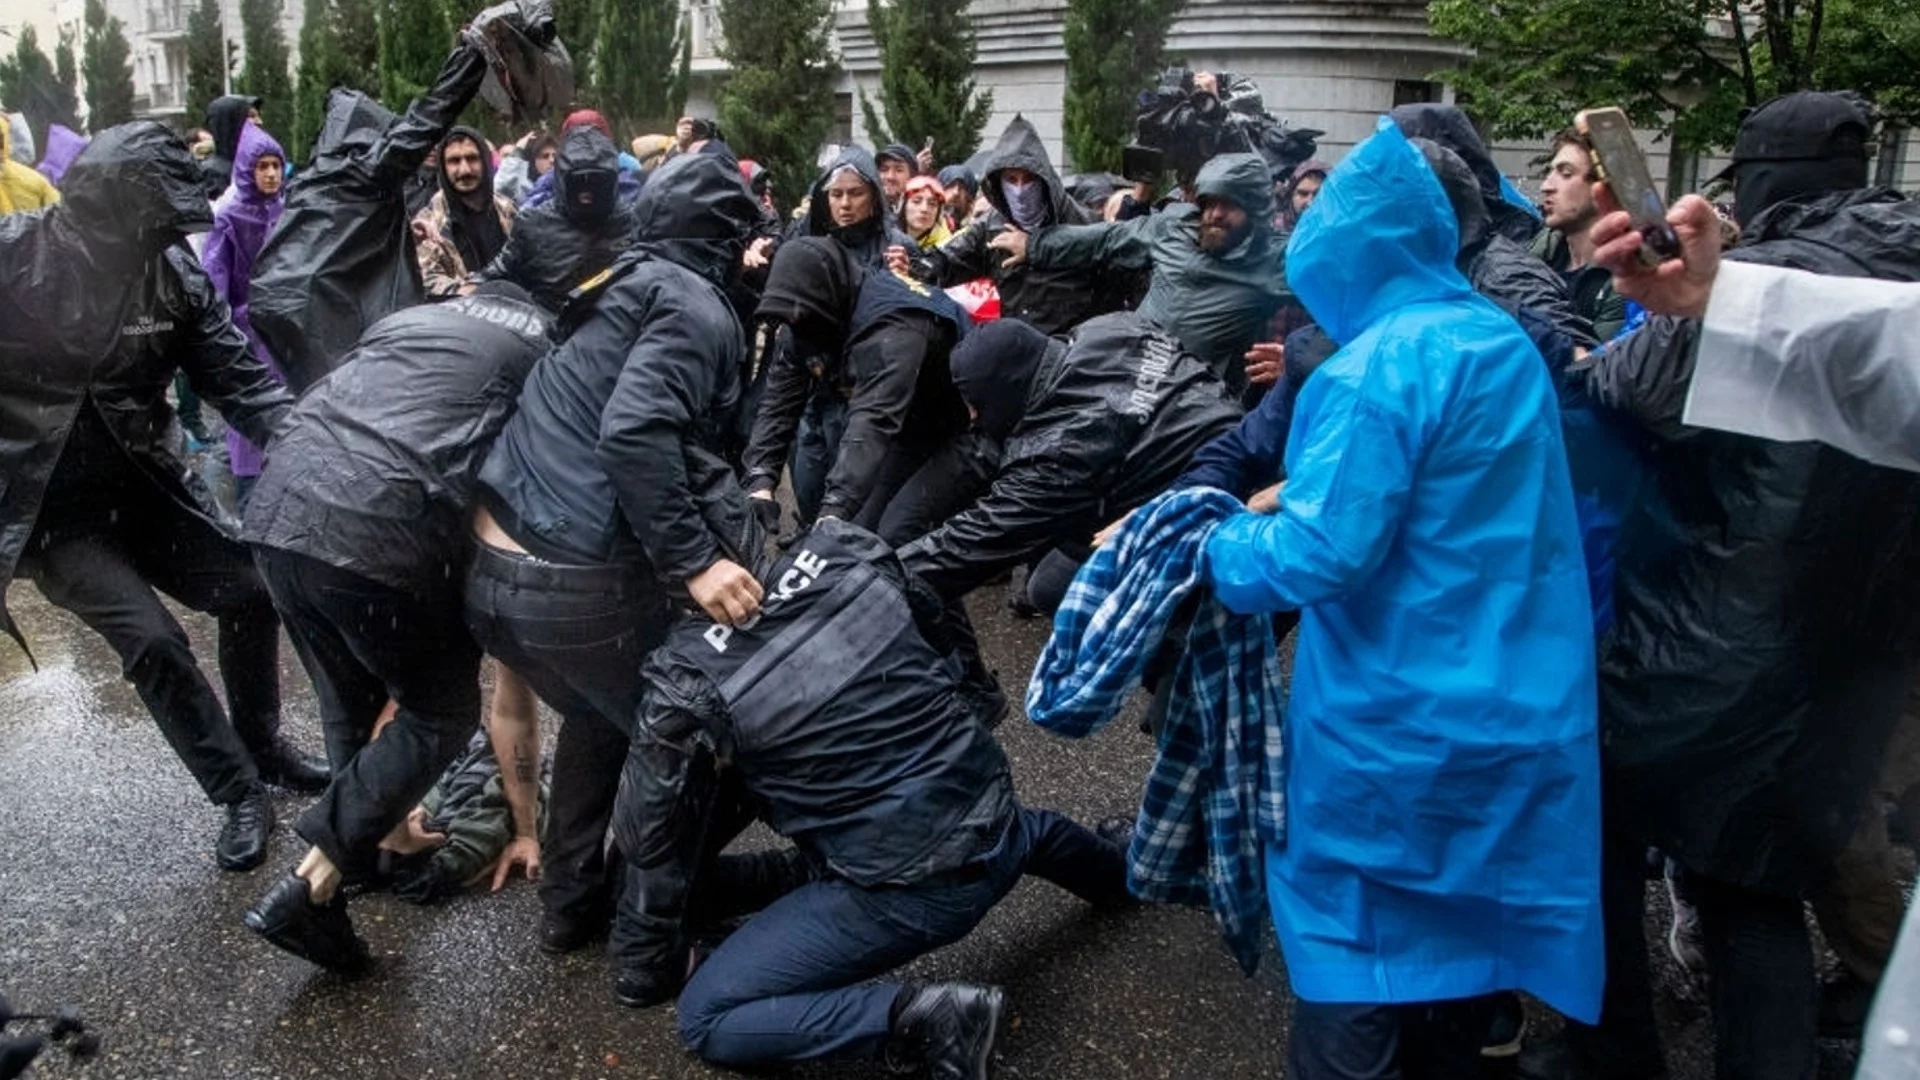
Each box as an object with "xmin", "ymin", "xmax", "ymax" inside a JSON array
[{"xmin": 1001, "ymin": 175, "xmax": 1047, "ymax": 230}]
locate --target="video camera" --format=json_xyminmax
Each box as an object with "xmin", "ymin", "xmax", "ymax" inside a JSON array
[{"xmin": 1123, "ymin": 68, "xmax": 1324, "ymax": 187}]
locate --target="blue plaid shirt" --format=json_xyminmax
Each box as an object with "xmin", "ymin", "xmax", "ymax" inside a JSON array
[{"xmin": 1026, "ymin": 488, "xmax": 1285, "ymax": 974}]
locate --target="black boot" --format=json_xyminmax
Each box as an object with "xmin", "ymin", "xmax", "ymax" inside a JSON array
[
  {"xmin": 889, "ymin": 982, "xmax": 1004, "ymax": 1080},
  {"xmin": 252, "ymin": 739, "xmax": 331, "ymax": 794},
  {"xmin": 216, "ymin": 783, "xmax": 275, "ymax": 871},
  {"xmin": 244, "ymin": 872, "xmax": 372, "ymax": 975}
]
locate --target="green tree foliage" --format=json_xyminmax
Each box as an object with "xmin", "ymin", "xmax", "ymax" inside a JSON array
[
  {"xmin": 54, "ymin": 29, "xmax": 82, "ymax": 125},
  {"xmin": 716, "ymin": 0, "xmax": 840, "ymax": 215},
  {"xmin": 1061, "ymin": 0, "xmax": 1185, "ymax": 173},
  {"xmin": 291, "ymin": 0, "xmax": 379, "ymax": 160},
  {"xmin": 237, "ymin": 0, "xmax": 295, "ymax": 134},
  {"xmin": 82, "ymin": 0, "xmax": 136, "ymax": 133},
  {"xmin": 553, "ymin": 0, "xmax": 597, "ymax": 96},
  {"xmin": 376, "ymin": 0, "xmax": 453, "ymax": 112},
  {"xmin": 1428, "ymin": 0, "xmax": 1920, "ymax": 153},
  {"xmin": 858, "ymin": 0, "xmax": 994, "ymax": 163},
  {"xmin": 590, "ymin": 0, "xmax": 690, "ymax": 137},
  {"xmin": 185, "ymin": 0, "xmax": 229, "ymax": 127},
  {"xmin": 0, "ymin": 25, "xmax": 79, "ymax": 143}
]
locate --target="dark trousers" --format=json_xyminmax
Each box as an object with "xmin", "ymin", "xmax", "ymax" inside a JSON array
[
  {"xmin": 254, "ymin": 546, "xmax": 482, "ymax": 877},
  {"xmin": 20, "ymin": 500, "xmax": 279, "ymax": 805},
  {"xmin": 791, "ymin": 392, "xmax": 849, "ymax": 525},
  {"xmin": 677, "ymin": 806, "xmax": 1127, "ymax": 1067},
  {"xmin": 869, "ymin": 432, "xmax": 998, "ymax": 546},
  {"xmin": 465, "ymin": 543, "xmax": 669, "ymax": 922},
  {"xmin": 1288, "ymin": 998, "xmax": 1496, "ymax": 1080},
  {"xmin": 1565, "ymin": 811, "xmax": 1817, "ymax": 1079}
]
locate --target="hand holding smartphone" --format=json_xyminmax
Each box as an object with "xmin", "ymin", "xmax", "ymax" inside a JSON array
[{"xmin": 1575, "ymin": 107, "xmax": 1681, "ymax": 266}]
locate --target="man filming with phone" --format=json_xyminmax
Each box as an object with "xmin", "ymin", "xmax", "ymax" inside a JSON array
[{"xmin": 1560, "ymin": 90, "xmax": 1920, "ymax": 1080}]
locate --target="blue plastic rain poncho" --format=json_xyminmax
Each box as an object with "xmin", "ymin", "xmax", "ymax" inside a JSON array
[{"xmin": 1201, "ymin": 119, "xmax": 1604, "ymax": 1022}]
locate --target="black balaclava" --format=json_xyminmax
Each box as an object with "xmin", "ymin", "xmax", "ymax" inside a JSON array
[
  {"xmin": 1408, "ymin": 136, "xmax": 1489, "ymax": 257},
  {"xmin": 557, "ymin": 126, "xmax": 620, "ymax": 227},
  {"xmin": 1734, "ymin": 157, "xmax": 1869, "ymax": 230},
  {"xmin": 949, "ymin": 318, "xmax": 1052, "ymax": 440},
  {"xmin": 757, "ymin": 236, "xmax": 862, "ymax": 353}
]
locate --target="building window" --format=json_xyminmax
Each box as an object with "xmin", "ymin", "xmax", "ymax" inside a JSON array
[{"xmin": 1393, "ymin": 80, "xmax": 1440, "ymax": 107}]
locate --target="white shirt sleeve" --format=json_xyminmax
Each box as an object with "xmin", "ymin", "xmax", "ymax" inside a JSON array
[{"xmin": 1683, "ymin": 260, "xmax": 1920, "ymax": 472}]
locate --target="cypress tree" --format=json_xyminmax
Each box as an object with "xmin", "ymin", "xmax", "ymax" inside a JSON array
[
  {"xmin": 185, "ymin": 0, "xmax": 227, "ymax": 127},
  {"xmin": 237, "ymin": 0, "xmax": 295, "ymax": 134},
  {"xmin": 858, "ymin": 0, "xmax": 993, "ymax": 163},
  {"xmin": 590, "ymin": 0, "xmax": 690, "ymax": 139},
  {"xmin": 291, "ymin": 0, "xmax": 378, "ymax": 159},
  {"xmin": 716, "ymin": 0, "xmax": 840, "ymax": 210},
  {"xmin": 81, "ymin": 0, "xmax": 137, "ymax": 133},
  {"xmin": 1061, "ymin": 0, "xmax": 1184, "ymax": 173},
  {"xmin": 375, "ymin": 0, "xmax": 453, "ymax": 112}
]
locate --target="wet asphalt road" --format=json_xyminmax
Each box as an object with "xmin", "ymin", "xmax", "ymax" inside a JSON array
[{"xmin": 0, "ymin": 577, "xmax": 1861, "ymax": 1080}]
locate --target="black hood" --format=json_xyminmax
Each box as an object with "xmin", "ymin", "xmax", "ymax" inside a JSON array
[
  {"xmin": 1734, "ymin": 157, "xmax": 1869, "ymax": 230},
  {"xmin": 756, "ymin": 236, "xmax": 861, "ymax": 352},
  {"xmin": 436, "ymin": 124, "xmax": 497, "ymax": 204},
  {"xmin": 949, "ymin": 317, "xmax": 1053, "ymax": 440},
  {"xmin": 979, "ymin": 114, "xmax": 1074, "ymax": 226},
  {"xmin": 629, "ymin": 149, "xmax": 760, "ymax": 281},
  {"xmin": 1391, "ymin": 103, "xmax": 1537, "ymax": 244},
  {"xmin": 60, "ymin": 121, "xmax": 214, "ymax": 247},
  {"xmin": 206, "ymin": 94, "xmax": 260, "ymax": 163},
  {"xmin": 1409, "ymin": 136, "xmax": 1489, "ymax": 254},
  {"xmin": 876, "ymin": 142, "xmax": 919, "ymax": 175},
  {"xmin": 555, "ymin": 125, "xmax": 620, "ymax": 225},
  {"xmin": 806, "ymin": 144, "xmax": 888, "ymax": 244},
  {"xmin": 315, "ymin": 88, "xmax": 396, "ymax": 164}
]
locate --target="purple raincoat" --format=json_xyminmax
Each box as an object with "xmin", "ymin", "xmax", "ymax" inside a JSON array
[
  {"xmin": 202, "ymin": 121, "xmax": 286, "ymax": 479},
  {"xmin": 35, "ymin": 125, "xmax": 87, "ymax": 188}
]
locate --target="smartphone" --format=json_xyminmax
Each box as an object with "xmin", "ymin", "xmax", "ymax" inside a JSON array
[{"xmin": 1575, "ymin": 107, "xmax": 1681, "ymax": 265}]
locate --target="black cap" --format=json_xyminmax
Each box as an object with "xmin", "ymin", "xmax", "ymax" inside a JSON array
[{"xmin": 1711, "ymin": 91, "xmax": 1871, "ymax": 182}]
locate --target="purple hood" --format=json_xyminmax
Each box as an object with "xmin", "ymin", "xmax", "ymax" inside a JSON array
[{"xmin": 36, "ymin": 124, "xmax": 86, "ymax": 187}]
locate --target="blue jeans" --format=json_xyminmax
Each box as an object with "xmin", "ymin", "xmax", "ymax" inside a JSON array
[
  {"xmin": 790, "ymin": 391, "xmax": 849, "ymax": 525},
  {"xmin": 677, "ymin": 806, "xmax": 1126, "ymax": 1066}
]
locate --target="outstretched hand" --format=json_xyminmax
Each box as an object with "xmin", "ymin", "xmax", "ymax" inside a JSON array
[
  {"xmin": 1588, "ymin": 187, "xmax": 1722, "ymax": 320},
  {"xmin": 988, "ymin": 227, "xmax": 1030, "ymax": 268}
]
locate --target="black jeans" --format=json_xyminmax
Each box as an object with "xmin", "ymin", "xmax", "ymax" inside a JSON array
[
  {"xmin": 20, "ymin": 498, "xmax": 280, "ymax": 805},
  {"xmin": 465, "ymin": 543, "xmax": 670, "ymax": 922},
  {"xmin": 677, "ymin": 805, "xmax": 1127, "ymax": 1066},
  {"xmin": 1289, "ymin": 997, "xmax": 1496, "ymax": 1080},
  {"xmin": 869, "ymin": 433, "xmax": 998, "ymax": 546},
  {"xmin": 255, "ymin": 546, "xmax": 482, "ymax": 877}
]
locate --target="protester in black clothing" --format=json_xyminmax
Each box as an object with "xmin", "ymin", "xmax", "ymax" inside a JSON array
[
  {"xmin": 466, "ymin": 152, "xmax": 765, "ymax": 955},
  {"xmin": 0, "ymin": 122, "xmax": 324, "ymax": 873},
  {"xmin": 796, "ymin": 145, "xmax": 913, "ymax": 267},
  {"xmin": 744, "ymin": 237, "xmax": 973, "ymax": 536},
  {"xmin": 476, "ymin": 125, "xmax": 638, "ymax": 313},
  {"xmin": 199, "ymin": 93, "xmax": 260, "ymax": 199},
  {"xmin": 611, "ymin": 519, "xmax": 1128, "ymax": 1080},
  {"xmin": 1563, "ymin": 91, "xmax": 1920, "ymax": 1080},
  {"xmin": 898, "ymin": 313, "xmax": 1241, "ymax": 605},
  {"xmin": 911, "ymin": 115, "xmax": 1122, "ymax": 335},
  {"xmin": 238, "ymin": 284, "xmax": 554, "ymax": 974},
  {"xmin": 1389, "ymin": 103, "xmax": 1542, "ymax": 247},
  {"xmin": 249, "ymin": 1, "xmax": 545, "ymax": 393}
]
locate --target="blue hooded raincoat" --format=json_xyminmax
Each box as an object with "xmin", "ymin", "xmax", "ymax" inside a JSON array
[{"xmin": 1202, "ymin": 120, "xmax": 1604, "ymax": 1022}]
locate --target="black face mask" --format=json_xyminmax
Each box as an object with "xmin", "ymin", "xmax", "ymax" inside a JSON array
[
  {"xmin": 562, "ymin": 166, "xmax": 618, "ymax": 225},
  {"xmin": 1732, "ymin": 156, "xmax": 1868, "ymax": 230}
]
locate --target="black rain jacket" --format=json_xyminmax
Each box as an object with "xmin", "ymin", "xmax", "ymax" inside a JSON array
[
  {"xmin": 899, "ymin": 313, "xmax": 1241, "ymax": 598},
  {"xmin": 1391, "ymin": 103, "xmax": 1542, "ymax": 247},
  {"xmin": 915, "ymin": 115, "xmax": 1123, "ymax": 334},
  {"xmin": 243, "ymin": 292, "xmax": 554, "ymax": 593},
  {"xmin": 794, "ymin": 145, "xmax": 913, "ymax": 269},
  {"xmin": 477, "ymin": 125, "xmax": 639, "ymax": 314},
  {"xmin": 1575, "ymin": 187, "xmax": 1920, "ymax": 896},
  {"xmin": 200, "ymin": 94, "xmax": 260, "ymax": 199},
  {"xmin": 250, "ymin": 46, "xmax": 489, "ymax": 393},
  {"xmin": 478, "ymin": 152, "xmax": 762, "ymax": 583},
  {"xmin": 1416, "ymin": 138, "xmax": 1597, "ymax": 348},
  {"xmin": 743, "ymin": 239, "xmax": 971, "ymax": 522},
  {"xmin": 0, "ymin": 122, "xmax": 292, "ymax": 656},
  {"xmin": 612, "ymin": 519, "xmax": 1014, "ymax": 977}
]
